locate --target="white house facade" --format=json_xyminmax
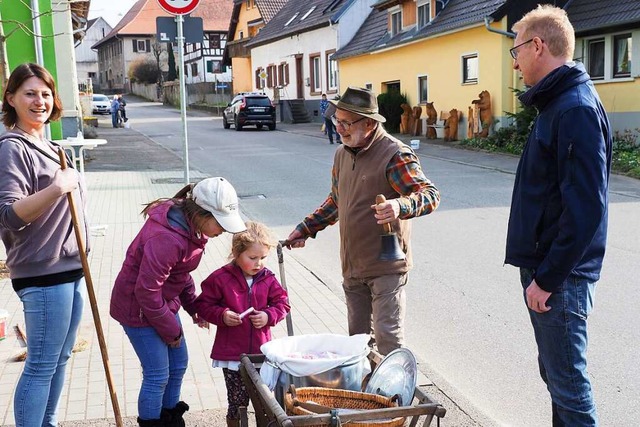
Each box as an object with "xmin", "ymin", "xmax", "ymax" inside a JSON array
[{"xmin": 75, "ymin": 17, "xmax": 113, "ymax": 92}]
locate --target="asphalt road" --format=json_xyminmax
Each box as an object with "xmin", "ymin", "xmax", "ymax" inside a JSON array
[{"xmin": 89, "ymin": 98, "xmax": 640, "ymax": 426}]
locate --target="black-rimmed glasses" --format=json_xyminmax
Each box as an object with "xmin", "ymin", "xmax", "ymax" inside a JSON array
[
  {"xmin": 331, "ymin": 115, "xmax": 366, "ymax": 130},
  {"xmin": 509, "ymin": 38, "xmax": 535, "ymax": 60}
]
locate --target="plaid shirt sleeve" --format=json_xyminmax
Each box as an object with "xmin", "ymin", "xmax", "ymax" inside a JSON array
[
  {"xmin": 386, "ymin": 145, "xmax": 440, "ymax": 218},
  {"xmin": 295, "ymin": 163, "xmax": 339, "ymax": 238}
]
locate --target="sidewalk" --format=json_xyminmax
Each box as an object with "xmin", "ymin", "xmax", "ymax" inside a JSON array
[{"xmin": 0, "ymin": 122, "xmax": 448, "ymax": 426}]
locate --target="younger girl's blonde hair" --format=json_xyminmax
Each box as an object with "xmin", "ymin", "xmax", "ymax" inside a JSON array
[{"xmin": 230, "ymin": 221, "xmax": 277, "ymax": 259}]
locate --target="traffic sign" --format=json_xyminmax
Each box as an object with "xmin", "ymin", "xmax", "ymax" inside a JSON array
[{"xmin": 157, "ymin": 0, "xmax": 200, "ymax": 15}]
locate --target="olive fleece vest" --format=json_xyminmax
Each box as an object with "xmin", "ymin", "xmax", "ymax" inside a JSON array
[{"xmin": 335, "ymin": 126, "xmax": 411, "ymax": 279}]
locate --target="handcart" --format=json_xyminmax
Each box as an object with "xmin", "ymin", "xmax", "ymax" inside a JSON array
[
  {"xmin": 238, "ymin": 351, "xmax": 446, "ymax": 427},
  {"xmin": 237, "ymin": 243, "xmax": 446, "ymax": 426}
]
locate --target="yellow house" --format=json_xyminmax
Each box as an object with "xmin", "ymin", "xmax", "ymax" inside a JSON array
[
  {"xmin": 223, "ymin": 0, "xmax": 288, "ymax": 93},
  {"xmin": 334, "ymin": 0, "xmax": 640, "ymax": 138}
]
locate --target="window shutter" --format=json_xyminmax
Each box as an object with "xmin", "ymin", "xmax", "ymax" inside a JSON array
[
  {"xmin": 285, "ymin": 64, "xmax": 290, "ymax": 85},
  {"xmin": 146, "ymin": 40, "xmax": 151, "ymax": 52},
  {"xmin": 266, "ymin": 67, "xmax": 272, "ymax": 88},
  {"xmin": 207, "ymin": 61, "xmax": 213, "ymax": 73},
  {"xmin": 132, "ymin": 39, "xmax": 138, "ymax": 52},
  {"xmin": 255, "ymin": 69, "xmax": 260, "ymax": 89}
]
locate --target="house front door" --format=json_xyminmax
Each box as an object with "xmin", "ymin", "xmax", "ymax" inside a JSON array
[{"xmin": 295, "ymin": 54, "xmax": 303, "ymax": 99}]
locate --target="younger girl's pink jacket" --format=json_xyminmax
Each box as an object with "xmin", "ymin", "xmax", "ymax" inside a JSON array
[{"xmin": 195, "ymin": 263, "xmax": 290, "ymax": 361}]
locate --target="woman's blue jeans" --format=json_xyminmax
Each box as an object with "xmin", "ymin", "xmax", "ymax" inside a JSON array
[
  {"xmin": 123, "ymin": 314, "xmax": 188, "ymax": 420},
  {"xmin": 14, "ymin": 279, "xmax": 86, "ymax": 427},
  {"xmin": 520, "ymin": 268, "xmax": 598, "ymax": 426}
]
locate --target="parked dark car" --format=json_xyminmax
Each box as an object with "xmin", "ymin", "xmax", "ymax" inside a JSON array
[{"xmin": 223, "ymin": 93, "xmax": 276, "ymax": 131}]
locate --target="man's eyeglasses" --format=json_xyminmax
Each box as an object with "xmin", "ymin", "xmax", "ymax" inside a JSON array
[
  {"xmin": 331, "ymin": 115, "xmax": 366, "ymax": 130},
  {"xmin": 509, "ymin": 38, "xmax": 538, "ymax": 60}
]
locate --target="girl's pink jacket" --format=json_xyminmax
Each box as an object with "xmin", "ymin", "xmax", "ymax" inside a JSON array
[
  {"xmin": 195, "ymin": 263, "xmax": 290, "ymax": 361},
  {"xmin": 110, "ymin": 201, "xmax": 207, "ymax": 343}
]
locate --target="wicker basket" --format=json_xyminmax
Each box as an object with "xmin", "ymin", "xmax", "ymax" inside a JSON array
[{"xmin": 284, "ymin": 387, "xmax": 405, "ymax": 427}]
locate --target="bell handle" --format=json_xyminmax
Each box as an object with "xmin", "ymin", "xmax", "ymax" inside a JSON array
[{"xmin": 375, "ymin": 194, "xmax": 392, "ymax": 234}]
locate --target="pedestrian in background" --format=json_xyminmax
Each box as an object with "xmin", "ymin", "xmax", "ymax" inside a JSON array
[
  {"xmin": 119, "ymin": 94, "xmax": 128, "ymax": 123},
  {"xmin": 195, "ymin": 221, "xmax": 290, "ymax": 427},
  {"xmin": 286, "ymin": 87, "xmax": 440, "ymax": 355},
  {"xmin": 0, "ymin": 62, "xmax": 88, "ymax": 427},
  {"xmin": 110, "ymin": 95, "xmax": 120, "ymax": 128},
  {"xmin": 110, "ymin": 177, "xmax": 247, "ymax": 427},
  {"xmin": 505, "ymin": 5, "xmax": 612, "ymax": 426},
  {"xmin": 320, "ymin": 93, "xmax": 340, "ymax": 144}
]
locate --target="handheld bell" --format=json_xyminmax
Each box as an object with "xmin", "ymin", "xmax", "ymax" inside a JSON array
[{"xmin": 376, "ymin": 194, "xmax": 406, "ymax": 261}]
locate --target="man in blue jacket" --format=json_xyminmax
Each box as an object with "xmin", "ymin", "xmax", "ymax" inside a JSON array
[{"xmin": 505, "ymin": 5, "xmax": 612, "ymax": 426}]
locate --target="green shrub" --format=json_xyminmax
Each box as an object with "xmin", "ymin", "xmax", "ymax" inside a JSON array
[
  {"xmin": 459, "ymin": 88, "xmax": 640, "ymax": 179},
  {"xmin": 377, "ymin": 91, "xmax": 408, "ymax": 133},
  {"xmin": 128, "ymin": 58, "xmax": 160, "ymax": 84}
]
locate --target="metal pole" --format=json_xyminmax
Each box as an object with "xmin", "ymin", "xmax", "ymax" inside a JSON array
[
  {"xmin": 31, "ymin": 0, "xmax": 51, "ymax": 140},
  {"xmin": 176, "ymin": 14, "xmax": 190, "ymax": 184},
  {"xmin": 277, "ymin": 242, "xmax": 294, "ymax": 336}
]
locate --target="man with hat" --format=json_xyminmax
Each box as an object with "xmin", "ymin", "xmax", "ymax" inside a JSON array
[{"xmin": 286, "ymin": 87, "xmax": 440, "ymax": 355}]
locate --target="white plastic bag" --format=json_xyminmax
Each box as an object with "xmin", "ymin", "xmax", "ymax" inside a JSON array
[{"xmin": 259, "ymin": 334, "xmax": 370, "ymax": 388}]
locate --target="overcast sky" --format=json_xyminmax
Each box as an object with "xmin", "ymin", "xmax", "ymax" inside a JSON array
[{"xmin": 88, "ymin": 0, "xmax": 138, "ymax": 27}]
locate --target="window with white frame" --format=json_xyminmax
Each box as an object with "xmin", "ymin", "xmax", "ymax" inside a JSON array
[
  {"xmin": 310, "ymin": 54, "xmax": 321, "ymax": 93},
  {"xmin": 390, "ymin": 11, "xmax": 402, "ymax": 36},
  {"xmin": 326, "ymin": 51, "xmax": 338, "ymax": 91},
  {"xmin": 418, "ymin": 76, "xmax": 428, "ymax": 103},
  {"xmin": 583, "ymin": 33, "xmax": 635, "ymax": 81},
  {"xmin": 417, "ymin": 1, "xmax": 430, "ymax": 29},
  {"xmin": 613, "ymin": 33, "xmax": 632, "ymax": 78},
  {"xmin": 462, "ymin": 54, "xmax": 478, "ymax": 84}
]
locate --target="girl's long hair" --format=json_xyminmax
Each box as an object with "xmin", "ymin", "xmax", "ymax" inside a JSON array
[{"xmin": 141, "ymin": 184, "xmax": 213, "ymax": 233}]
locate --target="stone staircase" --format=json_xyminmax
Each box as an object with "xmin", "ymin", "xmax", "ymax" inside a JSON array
[{"xmin": 287, "ymin": 99, "xmax": 311, "ymax": 123}]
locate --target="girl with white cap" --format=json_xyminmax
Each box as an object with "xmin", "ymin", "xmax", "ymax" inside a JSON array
[{"xmin": 110, "ymin": 177, "xmax": 246, "ymax": 427}]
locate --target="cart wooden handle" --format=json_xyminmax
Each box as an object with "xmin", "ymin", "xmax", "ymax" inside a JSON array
[
  {"xmin": 58, "ymin": 148, "xmax": 123, "ymax": 427},
  {"xmin": 375, "ymin": 194, "xmax": 393, "ymax": 234}
]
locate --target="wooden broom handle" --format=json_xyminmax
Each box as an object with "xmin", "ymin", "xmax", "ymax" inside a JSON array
[
  {"xmin": 375, "ymin": 194, "xmax": 393, "ymax": 234},
  {"xmin": 58, "ymin": 148, "xmax": 123, "ymax": 427}
]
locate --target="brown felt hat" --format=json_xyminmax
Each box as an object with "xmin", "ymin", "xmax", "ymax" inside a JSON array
[{"xmin": 329, "ymin": 87, "xmax": 386, "ymax": 123}]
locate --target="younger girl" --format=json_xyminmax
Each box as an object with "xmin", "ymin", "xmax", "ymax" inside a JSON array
[
  {"xmin": 110, "ymin": 177, "xmax": 246, "ymax": 427},
  {"xmin": 195, "ymin": 221, "xmax": 290, "ymax": 427}
]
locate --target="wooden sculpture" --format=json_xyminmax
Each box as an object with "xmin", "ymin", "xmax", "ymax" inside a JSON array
[
  {"xmin": 425, "ymin": 102, "xmax": 438, "ymax": 139},
  {"xmin": 444, "ymin": 108, "xmax": 459, "ymax": 142},
  {"xmin": 471, "ymin": 90, "xmax": 493, "ymax": 138},
  {"xmin": 467, "ymin": 106, "xmax": 475, "ymax": 138},
  {"xmin": 411, "ymin": 106, "xmax": 422, "ymax": 136},
  {"xmin": 400, "ymin": 103, "xmax": 412, "ymax": 134}
]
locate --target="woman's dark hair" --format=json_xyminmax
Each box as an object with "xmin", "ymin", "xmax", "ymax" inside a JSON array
[
  {"xmin": 141, "ymin": 184, "xmax": 214, "ymax": 233},
  {"xmin": 2, "ymin": 63, "xmax": 63, "ymax": 127}
]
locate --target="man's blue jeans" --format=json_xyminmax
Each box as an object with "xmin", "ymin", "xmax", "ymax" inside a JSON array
[
  {"xmin": 520, "ymin": 268, "xmax": 598, "ymax": 426},
  {"xmin": 123, "ymin": 314, "xmax": 188, "ymax": 420},
  {"xmin": 14, "ymin": 279, "xmax": 86, "ymax": 427}
]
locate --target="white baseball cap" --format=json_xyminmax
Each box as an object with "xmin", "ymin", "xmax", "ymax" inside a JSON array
[{"xmin": 192, "ymin": 177, "xmax": 246, "ymax": 233}]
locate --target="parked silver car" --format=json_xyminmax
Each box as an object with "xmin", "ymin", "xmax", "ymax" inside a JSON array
[{"xmin": 92, "ymin": 94, "xmax": 110, "ymax": 115}]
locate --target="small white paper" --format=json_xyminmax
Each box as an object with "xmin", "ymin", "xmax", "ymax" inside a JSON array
[{"xmin": 239, "ymin": 307, "xmax": 255, "ymax": 319}]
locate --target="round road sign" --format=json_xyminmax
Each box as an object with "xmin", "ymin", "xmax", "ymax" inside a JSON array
[{"xmin": 157, "ymin": 0, "xmax": 200, "ymax": 15}]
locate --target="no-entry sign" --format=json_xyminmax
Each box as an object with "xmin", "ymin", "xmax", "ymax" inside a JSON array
[{"xmin": 157, "ymin": 0, "xmax": 200, "ymax": 15}]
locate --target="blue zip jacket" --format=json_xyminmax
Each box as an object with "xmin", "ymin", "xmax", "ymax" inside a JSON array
[{"xmin": 505, "ymin": 62, "xmax": 612, "ymax": 292}]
